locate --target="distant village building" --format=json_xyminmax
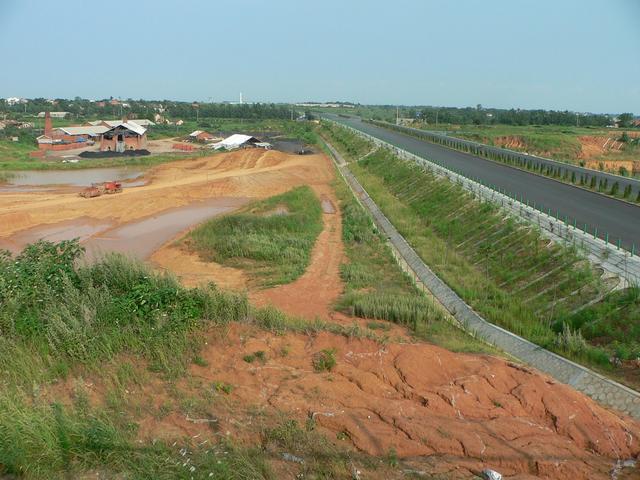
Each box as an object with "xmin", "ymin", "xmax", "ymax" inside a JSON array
[
  {"xmin": 100, "ymin": 122, "xmax": 148, "ymax": 152},
  {"xmin": 189, "ymin": 130, "xmax": 215, "ymax": 142},
  {"xmin": 5, "ymin": 97, "xmax": 27, "ymax": 106}
]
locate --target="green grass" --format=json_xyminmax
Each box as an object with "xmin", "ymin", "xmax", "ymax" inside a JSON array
[
  {"xmin": 0, "ymin": 391, "xmax": 273, "ymax": 479},
  {"xmin": 187, "ymin": 186, "xmax": 323, "ymax": 287},
  {"xmin": 320, "ymin": 123, "xmax": 640, "ymax": 382}
]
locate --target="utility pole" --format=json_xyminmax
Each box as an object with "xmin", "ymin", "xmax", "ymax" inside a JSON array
[{"xmin": 396, "ymin": 106, "xmax": 399, "ymax": 125}]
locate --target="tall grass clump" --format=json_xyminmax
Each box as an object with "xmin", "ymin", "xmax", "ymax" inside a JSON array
[
  {"xmin": 188, "ymin": 185, "xmax": 323, "ymax": 287},
  {"xmin": 0, "ymin": 389, "xmax": 272, "ymax": 479}
]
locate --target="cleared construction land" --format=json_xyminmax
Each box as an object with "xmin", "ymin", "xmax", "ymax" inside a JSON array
[{"xmin": 1, "ymin": 146, "xmax": 640, "ymax": 478}]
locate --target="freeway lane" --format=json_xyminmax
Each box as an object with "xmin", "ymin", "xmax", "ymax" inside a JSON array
[{"xmin": 327, "ymin": 115, "xmax": 640, "ymax": 250}]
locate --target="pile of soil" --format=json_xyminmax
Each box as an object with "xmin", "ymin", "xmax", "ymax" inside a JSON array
[{"xmin": 79, "ymin": 149, "xmax": 150, "ymax": 158}]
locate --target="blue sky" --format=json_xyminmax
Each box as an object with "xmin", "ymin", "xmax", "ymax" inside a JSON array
[{"xmin": 1, "ymin": 0, "xmax": 638, "ymax": 113}]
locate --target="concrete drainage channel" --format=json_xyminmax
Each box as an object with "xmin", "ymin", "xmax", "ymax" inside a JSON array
[{"xmin": 322, "ymin": 137, "xmax": 640, "ymax": 419}]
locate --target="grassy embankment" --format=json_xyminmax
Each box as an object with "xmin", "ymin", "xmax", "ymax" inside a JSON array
[
  {"xmin": 0, "ymin": 240, "xmax": 399, "ymax": 478},
  {"xmin": 187, "ymin": 186, "xmax": 323, "ymax": 288},
  {"xmin": 331, "ymin": 163, "xmax": 496, "ymax": 354},
  {"xmin": 320, "ymin": 122, "xmax": 640, "ymax": 388}
]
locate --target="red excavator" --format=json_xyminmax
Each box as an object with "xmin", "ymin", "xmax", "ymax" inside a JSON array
[{"xmin": 79, "ymin": 181, "xmax": 123, "ymax": 198}]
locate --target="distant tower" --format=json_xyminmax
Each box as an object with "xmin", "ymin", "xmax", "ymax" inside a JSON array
[
  {"xmin": 240, "ymin": 92, "xmax": 243, "ymax": 104},
  {"xmin": 44, "ymin": 111, "xmax": 52, "ymax": 136}
]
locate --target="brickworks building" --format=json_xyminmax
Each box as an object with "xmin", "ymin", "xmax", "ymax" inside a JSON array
[{"xmin": 100, "ymin": 121, "xmax": 148, "ymax": 152}]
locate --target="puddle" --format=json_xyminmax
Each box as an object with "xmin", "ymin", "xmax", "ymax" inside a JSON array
[
  {"xmin": 321, "ymin": 197, "xmax": 336, "ymax": 214},
  {"xmin": 85, "ymin": 197, "xmax": 249, "ymax": 260},
  {"xmin": 0, "ymin": 218, "xmax": 113, "ymax": 254},
  {"xmin": 1, "ymin": 167, "xmax": 145, "ymax": 188},
  {"xmin": 0, "ymin": 197, "xmax": 249, "ymax": 260}
]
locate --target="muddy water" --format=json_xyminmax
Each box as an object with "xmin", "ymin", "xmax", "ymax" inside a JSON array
[
  {"xmin": 0, "ymin": 218, "xmax": 113, "ymax": 254},
  {"xmin": 85, "ymin": 197, "xmax": 248, "ymax": 260},
  {"xmin": 0, "ymin": 197, "xmax": 249, "ymax": 260},
  {"xmin": 1, "ymin": 167, "xmax": 145, "ymax": 189}
]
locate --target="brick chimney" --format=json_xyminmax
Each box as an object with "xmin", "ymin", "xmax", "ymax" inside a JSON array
[
  {"xmin": 44, "ymin": 111, "xmax": 52, "ymax": 136},
  {"xmin": 122, "ymin": 115, "xmax": 128, "ymax": 124}
]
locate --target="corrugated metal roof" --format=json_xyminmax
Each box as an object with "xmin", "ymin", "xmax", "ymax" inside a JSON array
[
  {"xmin": 189, "ymin": 130, "xmax": 203, "ymax": 137},
  {"xmin": 103, "ymin": 122, "xmax": 147, "ymax": 136},
  {"xmin": 58, "ymin": 126, "xmax": 109, "ymax": 136}
]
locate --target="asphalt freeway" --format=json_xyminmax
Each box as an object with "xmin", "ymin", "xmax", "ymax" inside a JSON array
[{"xmin": 326, "ymin": 114, "xmax": 640, "ymax": 251}]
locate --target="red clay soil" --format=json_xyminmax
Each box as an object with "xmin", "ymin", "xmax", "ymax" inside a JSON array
[{"xmin": 184, "ymin": 324, "xmax": 640, "ymax": 479}]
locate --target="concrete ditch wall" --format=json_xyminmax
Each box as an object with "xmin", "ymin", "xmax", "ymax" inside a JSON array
[{"xmin": 322, "ymin": 135, "xmax": 640, "ymax": 419}]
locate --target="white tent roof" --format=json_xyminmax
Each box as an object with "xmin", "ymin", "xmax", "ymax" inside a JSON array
[{"xmin": 212, "ymin": 134, "xmax": 259, "ymax": 149}]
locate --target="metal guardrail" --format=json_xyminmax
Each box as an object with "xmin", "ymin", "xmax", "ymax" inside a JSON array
[
  {"xmin": 329, "ymin": 120, "xmax": 640, "ymax": 286},
  {"xmin": 322, "ymin": 135, "xmax": 640, "ymax": 418}
]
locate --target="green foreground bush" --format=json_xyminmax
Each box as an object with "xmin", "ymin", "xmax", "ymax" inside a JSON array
[{"xmin": 0, "ymin": 240, "xmax": 248, "ymax": 377}]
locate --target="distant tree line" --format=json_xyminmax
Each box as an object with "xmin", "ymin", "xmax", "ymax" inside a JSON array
[
  {"xmin": 404, "ymin": 106, "xmax": 618, "ymax": 127},
  {"xmin": 0, "ymin": 97, "xmax": 294, "ymax": 121},
  {"xmin": 357, "ymin": 104, "xmax": 635, "ymax": 128}
]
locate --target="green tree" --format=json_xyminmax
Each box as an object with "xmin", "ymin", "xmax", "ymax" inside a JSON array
[{"xmin": 618, "ymin": 113, "xmax": 634, "ymax": 128}]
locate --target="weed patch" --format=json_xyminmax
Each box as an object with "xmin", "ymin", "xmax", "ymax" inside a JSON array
[{"xmin": 188, "ymin": 186, "xmax": 323, "ymax": 287}]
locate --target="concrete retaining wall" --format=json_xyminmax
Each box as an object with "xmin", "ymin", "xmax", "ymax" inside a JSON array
[{"xmin": 322, "ymin": 134, "xmax": 640, "ymax": 419}]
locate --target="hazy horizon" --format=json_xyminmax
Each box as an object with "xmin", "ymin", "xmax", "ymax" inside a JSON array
[{"xmin": 1, "ymin": 0, "xmax": 638, "ymax": 114}]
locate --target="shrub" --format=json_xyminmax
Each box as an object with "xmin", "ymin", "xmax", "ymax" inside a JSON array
[{"xmin": 312, "ymin": 348, "xmax": 337, "ymax": 372}]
